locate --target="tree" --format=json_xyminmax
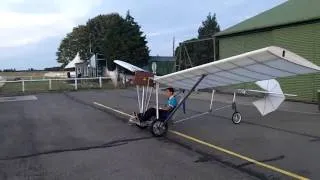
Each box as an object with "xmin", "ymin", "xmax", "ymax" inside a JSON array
[
  {"xmin": 195, "ymin": 13, "xmax": 220, "ymax": 65},
  {"xmin": 198, "ymin": 13, "xmax": 220, "ymax": 39},
  {"xmin": 175, "ymin": 12, "xmax": 221, "ymax": 70},
  {"xmin": 56, "ymin": 25, "xmax": 90, "ymax": 67},
  {"xmin": 56, "ymin": 12, "xmax": 149, "ymax": 70},
  {"xmin": 86, "ymin": 13, "xmax": 123, "ymax": 58},
  {"xmin": 111, "ymin": 11, "xmax": 149, "ymax": 68}
]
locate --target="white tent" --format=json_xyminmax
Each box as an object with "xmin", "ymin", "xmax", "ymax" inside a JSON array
[{"xmin": 65, "ymin": 52, "xmax": 84, "ymax": 69}]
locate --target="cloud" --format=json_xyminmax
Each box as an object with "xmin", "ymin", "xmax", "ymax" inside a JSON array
[
  {"xmin": 0, "ymin": 11, "xmax": 74, "ymax": 47},
  {"xmin": 0, "ymin": 0, "xmax": 102, "ymax": 48}
]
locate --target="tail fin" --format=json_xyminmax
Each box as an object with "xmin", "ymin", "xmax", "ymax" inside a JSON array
[{"xmin": 252, "ymin": 79, "xmax": 285, "ymax": 116}]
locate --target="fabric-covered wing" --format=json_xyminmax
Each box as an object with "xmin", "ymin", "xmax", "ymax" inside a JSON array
[
  {"xmin": 114, "ymin": 60, "xmax": 147, "ymax": 72},
  {"xmin": 154, "ymin": 46, "xmax": 320, "ymax": 90}
]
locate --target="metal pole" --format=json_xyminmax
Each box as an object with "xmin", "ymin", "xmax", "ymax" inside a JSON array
[
  {"xmin": 141, "ymin": 86, "xmax": 145, "ymax": 113},
  {"xmin": 144, "ymin": 85, "xmax": 149, "ymax": 112},
  {"xmin": 146, "ymin": 87, "xmax": 153, "ymax": 111},
  {"xmin": 184, "ymin": 45, "xmax": 193, "ymax": 68},
  {"xmin": 172, "ymin": 36, "xmax": 175, "ymax": 56},
  {"xmin": 164, "ymin": 75, "xmax": 206, "ymax": 123},
  {"xmin": 145, "ymin": 79, "xmax": 151, "ymax": 112},
  {"xmin": 212, "ymin": 36, "xmax": 216, "ymax": 61},
  {"xmin": 137, "ymin": 86, "xmax": 141, "ymax": 112},
  {"xmin": 176, "ymin": 42, "xmax": 182, "ymax": 71},
  {"xmin": 232, "ymin": 92, "xmax": 237, "ymax": 112},
  {"xmin": 156, "ymin": 83, "xmax": 159, "ymax": 119}
]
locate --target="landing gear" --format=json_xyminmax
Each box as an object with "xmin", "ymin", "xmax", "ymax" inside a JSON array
[
  {"xmin": 231, "ymin": 100, "xmax": 242, "ymax": 124},
  {"xmin": 130, "ymin": 115, "xmax": 168, "ymax": 136},
  {"xmin": 232, "ymin": 112, "xmax": 242, "ymax": 124},
  {"xmin": 150, "ymin": 119, "xmax": 168, "ymax": 137}
]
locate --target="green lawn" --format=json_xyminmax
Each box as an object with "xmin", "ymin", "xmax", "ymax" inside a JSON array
[
  {"xmin": 0, "ymin": 79, "xmax": 115, "ymax": 94},
  {"xmin": 0, "ymin": 71, "xmax": 48, "ymax": 80}
]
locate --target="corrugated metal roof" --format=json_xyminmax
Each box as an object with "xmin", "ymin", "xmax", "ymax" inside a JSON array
[{"xmin": 216, "ymin": 0, "xmax": 320, "ymax": 37}]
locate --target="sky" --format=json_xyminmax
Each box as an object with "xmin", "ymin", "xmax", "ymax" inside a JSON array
[{"xmin": 0, "ymin": 0, "xmax": 287, "ymax": 70}]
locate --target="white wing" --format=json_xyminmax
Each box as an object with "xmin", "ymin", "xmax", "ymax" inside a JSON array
[
  {"xmin": 154, "ymin": 46, "xmax": 320, "ymax": 90},
  {"xmin": 114, "ymin": 60, "xmax": 147, "ymax": 72}
]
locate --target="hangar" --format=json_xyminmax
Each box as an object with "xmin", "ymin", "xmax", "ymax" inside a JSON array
[{"xmin": 215, "ymin": 0, "xmax": 320, "ymax": 102}]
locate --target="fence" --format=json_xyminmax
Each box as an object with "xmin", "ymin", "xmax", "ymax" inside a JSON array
[{"xmin": 0, "ymin": 77, "xmax": 113, "ymax": 94}]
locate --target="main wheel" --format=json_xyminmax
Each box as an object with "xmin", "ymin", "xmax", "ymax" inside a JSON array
[
  {"xmin": 232, "ymin": 112, "xmax": 242, "ymax": 124},
  {"xmin": 150, "ymin": 119, "xmax": 168, "ymax": 137}
]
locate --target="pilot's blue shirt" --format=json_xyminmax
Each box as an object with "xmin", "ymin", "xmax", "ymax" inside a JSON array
[{"xmin": 167, "ymin": 95, "xmax": 177, "ymax": 110}]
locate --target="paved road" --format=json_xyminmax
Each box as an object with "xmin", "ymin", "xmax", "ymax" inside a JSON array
[
  {"xmin": 68, "ymin": 89, "xmax": 320, "ymax": 180},
  {"xmin": 0, "ymin": 92, "xmax": 256, "ymax": 180}
]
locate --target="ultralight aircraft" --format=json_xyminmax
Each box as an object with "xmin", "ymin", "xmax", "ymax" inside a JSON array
[{"xmin": 107, "ymin": 46, "xmax": 320, "ymax": 137}]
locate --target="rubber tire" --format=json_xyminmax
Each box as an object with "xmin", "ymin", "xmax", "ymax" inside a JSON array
[
  {"xmin": 150, "ymin": 120, "xmax": 168, "ymax": 137},
  {"xmin": 232, "ymin": 112, "xmax": 242, "ymax": 124}
]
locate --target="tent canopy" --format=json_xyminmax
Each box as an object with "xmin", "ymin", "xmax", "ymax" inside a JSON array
[{"xmin": 65, "ymin": 52, "xmax": 84, "ymax": 69}]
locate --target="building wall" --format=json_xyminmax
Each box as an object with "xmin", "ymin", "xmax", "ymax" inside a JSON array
[{"xmin": 217, "ymin": 22, "xmax": 320, "ymax": 102}]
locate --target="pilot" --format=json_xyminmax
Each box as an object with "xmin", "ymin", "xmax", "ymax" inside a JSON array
[{"xmin": 131, "ymin": 87, "xmax": 177, "ymax": 124}]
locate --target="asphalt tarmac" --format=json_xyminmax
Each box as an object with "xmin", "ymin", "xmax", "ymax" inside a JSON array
[{"xmin": 0, "ymin": 89, "xmax": 319, "ymax": 179}]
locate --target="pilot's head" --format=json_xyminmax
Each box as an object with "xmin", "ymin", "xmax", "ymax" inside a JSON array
[{"xmin": 165, "ymin": 87, "xmax": 174, "ymax": 97}]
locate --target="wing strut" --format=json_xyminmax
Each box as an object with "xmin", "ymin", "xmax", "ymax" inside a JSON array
[
  {"xmin": 136, "ymin": 86, "xmax": 142, "ymax": 113},
  {"xmin": 209, "ymin": 89, "xmax": 215, "ymax": 112},
  {"xmin": 163, "ymin": 74, "xmax": 206, "ymax": 124},
  {"xmin": 156, "ymin": 83, "xmax": 159, "ymax": 119}
]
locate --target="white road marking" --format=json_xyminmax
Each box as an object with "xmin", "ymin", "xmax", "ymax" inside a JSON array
[{"xmin": 0, "ymin": 95, "xmax": 37, "ymax": 103}]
